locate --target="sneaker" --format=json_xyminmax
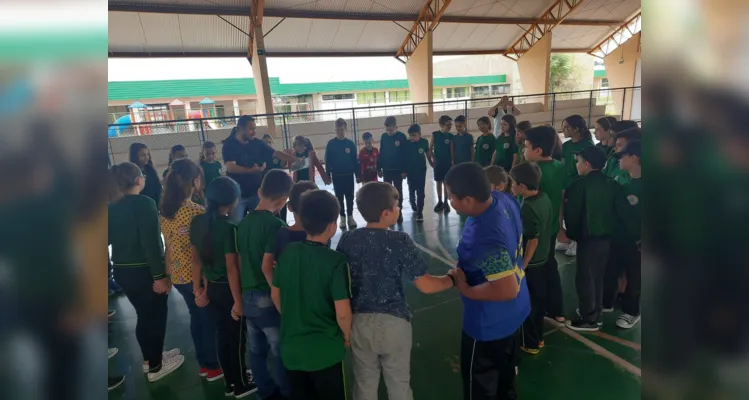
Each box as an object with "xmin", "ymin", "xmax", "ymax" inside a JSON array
[
  {"xmin": 565, "ymin": 241, "xmax": 577, "ymax": 256},
  {"xmin": 108, "ymin": 309, "xmax": 116, "ymax": 318},
  {"xmin": 108, "ymin": 348, "xmax": 118, "ymax": 359},
  {"xmin": 443, "ymin": 202, "xmax": 451, "ymax": 213},
  {"xmin": 143, "ymin": 348, "xmax": 181, "ymax": 372},
  {"xmin": 553, "ymin": 316, "xmax": 566, "ymax": 325},
  {"xmin": 234, "ymin": 384, "xmax": 259, "ymax": 398},
  {"xmin": 616, "ymin": 313, "xmax": 641, "ymax": 329},
  {"xmin": 538, "ymin": 340, "xmax": 545, "ymax": 348},
  {"xmin": 225, "ymin": 386, "xmax": 235, "ymax": 397},
  {"xmin": 147, "ymin": 354, "xmax": 185, "ymax": 382},
  {"xmin": 339, "ymin": 217, "xmax": 346, "ymax": 229},
  {"xmin": 555, "ymin": 240, "xmax": 570, "ymax": 251},
  {"xmin": 602, "ymin": 307, "xmax": 615, "ymax": 313},
  {"xmin": 575, "ymin": 308, "xmax": 603, "ymax": 326},
  {"xmin": 520, "ymin": 346, "xmax": 539, "ymax": 355},
  {"xmin": 108, "ymin": 375, "xmax": 125, "ymax": 391},
  {"xmin": 415, "ymin": 212, "xmax": 424, "ymax": 222},
  {"xmin": 347, "ymin": 215, "xmax": 357, "ymax": 228},
  {"xmin": 566, "ymin": 318, "xmax": 600, "ymax": 332},
  {"xmin": 199, "ymin": 367, "xmax": 208, "ymax": 378},
  {"xmin": 205, "ymin": 368, "xmax": 224, "ymax": 382},
  {"xmin": 434, "ymin": 202, "xmax": 444, "ymax": 212}
]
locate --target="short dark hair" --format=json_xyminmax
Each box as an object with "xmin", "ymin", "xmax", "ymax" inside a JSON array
[
  {"xmin": 237, "ymin": 115, "xmax": 254, "ymax": 128},
  {"xmin": 454, "ymin": 115, "xmax": 466, "ymax": 124},
  {"xmin": 259, "ymin": 169, "xmax": 293, "ymax": 201},
  {"xmin": 445, "ymin": 163, "xmax": 491, "ymax": 202},
  {"xmin": 407, "ymin": 124, "xmax": 421, "ymax": 134},
  {"xmin": 484, "ymin": 165, "xmax": 508, "ymax": 187},
  {"xmin": 517, "ymin": 121, "xmax": 532, "ymax": 132},
  {"xmin": 510, "ymin": 161, "xmax": 542, "ymax": 191},
  {"xmin": 335, "ymin": 118, "xmax": 347, "ymax": 128},
  {"xmin": 356, "ymin": 182, "xmax": 399, "ymax": 223},
  {"xmin": 596, "ymin": 116, "xmax": 617, "ymax": 131},
  {"xmin": 477, "ymin": 116, "xmax": 491, "ymax": 126},
  {"xmin": 524, "ymin": 126, "xmax": 557, "ymax": 157},
  {"xmin": 564, "ymin": 114, "xmax": 591, "ymax": 140},
  {"xmin": 299, "ymin": 190, "xmax": 340, "ymax": 236},
  {"xmin": 384, "ymin": 116, "xmax": 397, "ymax": 127},
  {"xmin": 611, "ymin": 120, "xmax": 639, "ymax": 134},
  {"xmin": 362, "ymin": 132, "xmax": 373, "ymax": 140},
  {"xmin": 288, "ymin": 181, "xmax": 318, "ymax": 213},
  {"xmin": 615, "ymin": 127, "xmax": 642, "ymax": 142},
  {"xmin": 438, "ymin": 115, "xmax": 453, "ymax": 125}
]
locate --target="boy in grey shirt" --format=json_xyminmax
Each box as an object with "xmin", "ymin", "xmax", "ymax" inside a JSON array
[{"xmin": 336, "ymin": 182, "xmax": 455, "ymax": 400}]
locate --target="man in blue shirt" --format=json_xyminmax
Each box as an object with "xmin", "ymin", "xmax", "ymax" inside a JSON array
[{"xmin": 446, "ymin": 162, "xmax": 530, "ymax": 400}]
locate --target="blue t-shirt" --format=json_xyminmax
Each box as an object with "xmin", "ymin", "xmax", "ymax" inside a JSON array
[
  {"xmin": 336, "ymin": 229, "xmax": 428, "ymax": 322},
  {"xmin": 457, "ymin": 191, "xmax": 530, "ymax": 341}
]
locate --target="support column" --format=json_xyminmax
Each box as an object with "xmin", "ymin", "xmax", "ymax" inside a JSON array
[
  {"xmin": 516, "ymin": 32, "xmax": 552, "ymax": 108},
  {"xmin": 250, "ymin": 24, "xmax": 276, "ymax": 133},
  {"xmin": 603, "ymin": 32, "xmax": 641, "ymax": 120},
  {"xmin": 405, "ymin": 31, "xmax": 434, "ymax": 123}
]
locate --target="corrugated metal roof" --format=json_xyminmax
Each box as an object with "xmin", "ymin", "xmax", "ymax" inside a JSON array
[
  {"xmin": 444, "ymin": 0, "xmax": 551, "ymax": 19},
  {"xmin": 265, "ymin": 0, "xmax": 424, "ymax": 15},
  {"xmin": 552, "ymin": 25, "xmax": 616, "ymax": 49},
  {"xmin": 108, "ymin": 75, "xmax": 507, "ymax": 101},
  {"xmin": 567, "ymin": 0, "xmax": 640, "ymax": 21}
]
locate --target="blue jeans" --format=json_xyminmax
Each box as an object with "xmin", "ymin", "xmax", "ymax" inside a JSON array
[
  {"xmin": 231, "ymin": 195, "xmax": 260, "ymax": 222},
  {"xmin": 243, "ymin": 290, "xmax": 289, "ymax": 398},
  {"xmin": 174, "ymin": 283, "xmax": 219, "ymax": 370}
]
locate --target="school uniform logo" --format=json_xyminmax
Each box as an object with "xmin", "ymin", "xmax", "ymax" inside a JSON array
[
  {"xmin": 345, "ymin": 148, "xmax": 351, "ymax": 154},
  {"xmin": 627, "ymin": 195, "xmax": 639, "ymax": 206},
  {"xmin": 444, "ymin": 139, "xmax": 450, "ymax": 144},
  {"xmin": 395, "ymin": 141, "xmax": 401, "ymax": 147},
  {"xmin": 503, "ymin": 142, "xmax": 510, "ymax": 149},
  {"xmin": 273, "ymin": 159, "xmax": 279, "ymax": 164},
  {"xmin": 418, "ymin": 148, "xmax": 424, "ymax": 154},
  {"xmin": 482, "ymin": 144, "xmax": 489, "ymax": 149}
]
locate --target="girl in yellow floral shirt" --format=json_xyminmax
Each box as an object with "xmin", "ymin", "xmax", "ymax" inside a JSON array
[{"xmin": 160, "ymin": 158, "xmax": 222, "ymax": 379}]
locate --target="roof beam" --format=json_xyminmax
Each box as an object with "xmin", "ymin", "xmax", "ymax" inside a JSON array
[
  {"xmin": 247, "ymin": 0, "xmax": 264, "ymax": 63},
  {"xmin": 108, "ymin": 48, "xmax": 590, "ymax": 58},
  {"xmin": 395, "ymin": 0, "xmax": 453, "ymax": 63},
  {"xmin": 587, "ymin": 12, "xmax": 642, "ymax": 59},
  {"xmin": 503, "ymin": 0, "xmax": 586, "ymax": 61},
  {"xmin": 107, "ymin": 4, "xmax": 619, "ymax": 26}
]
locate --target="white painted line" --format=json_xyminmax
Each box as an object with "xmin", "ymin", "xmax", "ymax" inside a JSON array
[
  {"xmin": 413, "ymin": 241, "xmax": 457, "ymax": 268},
  {"xmin": 413, "ymin": 297, "xmax": 461, "ymax": 315}
]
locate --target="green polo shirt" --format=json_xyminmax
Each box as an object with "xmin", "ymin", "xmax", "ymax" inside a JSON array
[
  {"xmin": 190, "ymin": 214, "xmax": 236, "ymax": 282},
  {"xmin": 237, "ymin": 210, "xmax": 286, "ymax": 292},
  {"xmin": 475, "ymin": 134, "xmax": 496, "ymax": 167},
  {"xmin": 493, "ymin": 134, "xmax": 517, "ymax": 171},
  {"xmin": 561, "ymin": 138, "xmax": 594, "ymax": 187},
  {"xmin": 432, "ymin": 131, "xmax": 453, "ymax": 165},
  {"xmin": 536, "ymin": 159, "xmax": 566, "ymax": 234},
  {"xmin": 520, "ymin": 193, "xmax": 553, "ymax": 267}
]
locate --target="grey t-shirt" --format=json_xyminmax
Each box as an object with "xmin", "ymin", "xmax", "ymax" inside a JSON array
[{"xmin": 336, "ymin": 228, "xmax": 428, "ymax": 322}]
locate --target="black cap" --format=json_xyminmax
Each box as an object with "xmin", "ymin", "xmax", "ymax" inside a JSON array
[
  {"xmin": 575, "ymin": 146, "xmax": 608, "ymax": 170},
  {"xmin": 615, "ymin": 140, "xmax": 641, "ymax": 159}
]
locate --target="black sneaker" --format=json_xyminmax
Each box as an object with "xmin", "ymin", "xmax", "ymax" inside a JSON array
[
  {"xmin": 415, "ymin": 212, "xmax": 424, "ymax": 222},
  {"xmin": 443, "ymin": 202, "xmax": 451, "ymax": 213},
  {"xmin": 410, "ymin": 201, "xmax": 417, "ymax": 211},
  {"xmin": 224, "ymin": 384, "xmax": 234, "ymax": 397},
  {"xmin": 565, "ymin": 318, "xmax": 600, "ymax": 332},
  {"xmin": 108, "ymin": 375, "xmax": 125, "ymax": 392},
  {"xmin": 434, "ymin": 202, "xmax": 444, "ymax": 212},
  {"xmin": 234, "ymin": 384, "xmax": 258, "ymax": 399}
]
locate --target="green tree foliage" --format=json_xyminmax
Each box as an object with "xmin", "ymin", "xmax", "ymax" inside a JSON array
[{"xmin": 549, "ymin": 54, "xmax": 576, "ymax": 92}]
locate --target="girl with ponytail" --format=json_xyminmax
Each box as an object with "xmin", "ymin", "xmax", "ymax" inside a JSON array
[
  {"xmin": 190, "ymin": 177, "xmax": 256, "ymax": 397},
  {"xmin": 594, "ymin": 116, "xmax": 618, "ymax": 156}
]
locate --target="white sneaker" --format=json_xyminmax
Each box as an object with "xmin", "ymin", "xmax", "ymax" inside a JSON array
[
  {"xmin": 555, "ymin": 240, "xmax": 570, "ymax": 252},
  {"xmin": 143, "ymin": 348, "xmax": 181, "ymax": 372},
  {"xmin": 108, "ymin": 348, "xmax": 118, "ymax": 359},
  {"xmin": 147, "ymin": 354, "xmax": 185, "ymax": 382},
  {"xmin": 602, "ymin": 307, "xmax": 614, "ymax": 313},
  {"xmin": 565, "ymin": 241, "xmax": 577, "ymax": 256},
  {"xmin": 339, "ymin": 217, "xmax": 346, "ymax": 229},
  {"xmin": 616, "ymin": 313, "xmax": 640, "ymax": 329},
  {"xmin": 347, "ymin": 215, "xmax": 357, "ymax": 228}
]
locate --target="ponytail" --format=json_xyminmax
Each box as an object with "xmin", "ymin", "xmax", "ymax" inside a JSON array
[
  {"xmin": 194, "ymin": 177, "xmax": 240, "ymax": 268},
  {"xmin": 564, "ymin": 115, "xmax": 591, "ymax": 141},
  {"xmin": 160, "ymin": 158, "xmax": 202, "ymax": 219},
  {"xmin": 109, "ymin": 162, "xmax": 142, "ymax": 202}
]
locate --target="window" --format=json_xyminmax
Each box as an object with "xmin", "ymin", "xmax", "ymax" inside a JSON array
[
  {"xmin": 215, "ymin": 105, "xmax": 225, "ymax": 117},
  {"xmin": 472, "ymin": 86, "xmax": 490, "ymax": 97},
  {"xmin": 388, "ymin": 90, "xmax": 410, "ymax": 103},
  {"xmin": 322, "ymin": 93, "xmax": 355, "ymax": 101},
  {"xmin": 446, "ymin": 87, "xmax": 467, "ymax": 99},
  {"xmin": 355, "ymin": 92, "xmax": 386, "ymax": 105},
  {"xmin": 142, "ymin": 103, "xmax": 169, "ymax": 121},
  {"xmin": 433, "ymin": 88, "xmax": 443, "ymax": 100},
  {"xmin": 491, "ymin": 85, "xmax": 510, "ymax": 95}
]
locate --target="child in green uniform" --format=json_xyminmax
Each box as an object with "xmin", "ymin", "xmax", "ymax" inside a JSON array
[
  {"xmin": 272, "ymin": 190, "xmax": 352, "ymax": 400},
  {"xmin": 163, "ymin": 144, "xmax": 187, "ymax": 179},
  {"xmin": 594, "ymin": 117, "xmax": 617, "ymax": 156},
  {"xmin": 516, "ymin": 121, "xmax": 532, "ymax": 164},
  {"xmin": 490, "ymin": 114, "xmax": 519, "ymax": 172},
  {"xmin": 602, "ymin": 123, "xmax": 641, "ymax": 185},
  {"xmin": 108, "ymin": 162, "xmax": 184, "ymax": 382},
  {"xmin": 564, "ymin": 146, "xmax": 618, "ymax": 332},
  {"xmin": 200, "ymin": 141, "xmax": 222, "ymax": 187},
  {"xmin": 190, "ymin": 177, "xmax": 257, "ymax": 397},
  {"xmin": 608, "ymin": 140, "xmax": 642, "ymax": 329},
  {"xmin": 559, "ymin": 115, "xmax": 595, "ymax": 257},
  {"xmin": 509, "ymin": 162, "xmax": 553, "ymax": 354},
  {"xmin": 129, "ymin": 142, "xmax": 162, "ymax": 205},
  {"xmin": 431, "ymin": 115, "xmax": 455, "ymax": 213},
  {"xmin": 452, "ymin": 115, "xmax": 474, "ymax": 165},
  {"xmin": 378, "ymin": 116, "xmax": 408, "ymax": 223},
  {"xmin": 326, "ymin": 119, "xmax": 361, "ymax": 229},
  {"xmin": 237, "ymin": 169, "xmax": 294, "ymax": 399},
  {"xmin": 523, "ymin": 126, "xmax": 567, "ymax": 324},
  {"xmin": 474, "ymin": 117, "xmax": 496, "ymax": 167},
  {"xmin": 404, "ymin": 124, "xmax": 434, "ymax": 222}
]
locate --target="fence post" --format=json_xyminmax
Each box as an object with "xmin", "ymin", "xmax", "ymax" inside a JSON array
[
  {"xmin": 199, "ymin": 120, "xmax": 207, "ymax": 144},
  {"xmin": 550, "ymin": 93, "xmax": 557, "ymax": 128},
  {"xmin": 620, "ymin": 88, "xmax": 627, "ymax": 120},
  {"xmin": 412, "ymin": 104, "xmax": 416, "ymax": 124},
  {"xmin": 282, "ymin": 114, "xmax": 290, "ymax": 149},
  {"xmin": 587, "ymin": 90, "xmax": 594, "ymax": 127},
  {"xmin": 352, "ymin": 109, "xmax": 359, "ymax": 147},
  {"xmin": 464, "ymin": 99, "xmax": 468, "ymax": 117}
]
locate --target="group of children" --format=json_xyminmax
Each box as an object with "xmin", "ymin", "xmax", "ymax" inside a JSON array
[{"xmin": 108, "ymin": 110, "xmax": 641, "ymax": 399}]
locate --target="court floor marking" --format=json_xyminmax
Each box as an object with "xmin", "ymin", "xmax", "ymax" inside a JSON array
[
  {"xmin": 413, "ymin": 241, "xmax": 457, "ymax": 269},
  {"xmin": 590, "ymin": 331, "xmax": 642, "ymax": 351}
]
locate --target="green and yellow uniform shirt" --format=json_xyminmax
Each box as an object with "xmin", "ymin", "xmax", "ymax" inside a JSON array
[
  {"xmin": 475, "ymin": 134, "xmax": 496, "ymax": 167},
  {"xmin": 520, "ymin": 193, "xmax": 553, "ymax": 268},
  {"xmin": 614, "ymin": 177, "xmax": 641, "ymax": 242},
  {"xmin": 200, "ymin": 160, "xmax": 222, "ymax": 186},
  {"xmin": 452, "ymin": 132, "xmax": 474, "ymax": 164},
  {"xmin": 190, "ymin": 214, "xmax": 237, "ymax": 282},
  {"xmin": 432, "ymin": 131, "xmax": 454, "ymax": 167},
  {"xmin": 237, "ymin": 210, "xmax": 286, "ymax": 292},
  {"xmin": 563, "ymin": 171, "xmax": 617, "ymax": 240},
  {"xmin": 561, "ymin": 138, "xmax": 594, "ymax": 187},
  {"xmin": 602, "ymin": 156, "xmax": 631, "ymax": 185},
  {"xmin": 160, "ymin": 201, "xmax": 205, "ymax": 284},
  {"xmin": 404, "ymin": 138, "xmax": 430, "ymax": 174},
  {"xmin": 537, "ymin": 159, "xmax": 566, "ymax": 235},
  {"xmin": 273, "ymin": 241, "xmax": 350, "ymax": 371},
  {"xmin": 493, "ymin": 134, "xmax": 517, "ymax": 172},
  {"xmin": 108, "ymin": 195, "xmax": 166, "ymax": 279}
]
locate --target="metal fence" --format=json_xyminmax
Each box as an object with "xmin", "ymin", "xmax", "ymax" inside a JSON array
[{"xmin": 108, "ymin": 86, "xmax": 640, "ymax": 173}]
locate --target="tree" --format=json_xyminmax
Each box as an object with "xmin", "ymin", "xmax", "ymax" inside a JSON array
[{"xmin": 549, "ymin": 54, "xmax": 576, "ymax": 92}]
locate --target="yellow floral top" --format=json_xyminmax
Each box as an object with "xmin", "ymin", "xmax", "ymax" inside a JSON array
[{"xmin": 160, "ymin": 200, "xmax": 204, "ymax": 284}]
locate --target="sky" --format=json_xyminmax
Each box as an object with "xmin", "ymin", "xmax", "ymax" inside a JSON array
[{"xmin": 107, "ymin": 56, "xmax": 462, "ymax": 83}]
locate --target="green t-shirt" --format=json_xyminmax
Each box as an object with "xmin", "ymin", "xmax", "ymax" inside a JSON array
[
  {"xmin": 536, "ymin": 159, "xmax": 566, "ymax": 235},
  {"xmin": 404, "ymin": 138, "xmax": 429, "ymax": 174},
  {"xmin": 432, "ymin": 131, "xmax": 453, "ymax": 165},
  {"xmin": 602, "ymin": 156, "xmax": 631, "ymax": 185},
  {"xmin": 200, "ymin": 160, "xmax": 222, "ymax": 186},
  {"xmin": 614, "ymin": 177, "xmax": 641, "ymax": 241},
  {"xmin": 190, "ymin": 214, "xmax": 236, "ymax": 282},
  {"xmin": 493, "ymin": 134, "xmax": 517, "ymax": 171},
  {"xmin": 521, "ymin": 193, "xmax": 553, "ymax": 267},
  {"xmin": 273, "ymin": 241, "xmax": 350, "ymax": 371},
  {"xmin": 237, "ymin": 210, "xmax": 286, "ymax": 292},
  {"xmin": 475, "ymin": 134, "xmax": 496, "ymax": 167},
  {"xmin": 561, "ymin": 138, "xmax": 594, "ymax": 187},
  {"xmin": 452, "ymin": 132, "xmax": 474, "ymax": 164},
  {"xmin": 564, "ymin": 171, "xmax": 617, "ymax": 240}
]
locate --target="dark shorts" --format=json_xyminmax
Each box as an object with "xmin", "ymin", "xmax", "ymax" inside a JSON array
[{"xmin": 434, "ymin": 162, "xmax": 451, "ymax": 182}]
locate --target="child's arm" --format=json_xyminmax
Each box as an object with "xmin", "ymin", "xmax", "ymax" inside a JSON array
[
  {"xmin": 191, "ymin": 246, "xmax": 203, "ymax": 294},
  {"xmin": 453, "ymin": 247, "xmax": 520, "ymax": 302},
  {"xmin": 310, "ymin": 150, "xmax": 330, "ymax": 184},
  {"xmin": 522, "ymin": 238, "xmax": 538, "ymax": 269},
  {"xmin": 414, "ymin": 274, "xmax": 454, "ymax": 293},
  {"xmin": 490, "ymin": 150, "xmax": 497, "ymax": 166},
  {"xmin": 470, "ymin": 137, "xmax": 476, "ymax": 162},
  {"xmin": 140, "ymin": 200, "xmax": 169, "ymax": 287},
  {"xmin": 429, "ymin": 136, "xmax": 436, "ymax": 164},
  {"xmin": 450, "ymin": 140, "xmax": 455, "ymax": 165},
  {"xmin": 226, "ymin": 253, "xmax": 244, "ymax": 319},
  {"xmin": 350, "ymin": 143, "xmax": 361, "ymax": 182},
  {"xmin": 271, "ymin": 285, "xmax": 281, "ymax": 313},
  {"xmin": 335, "ymin": 299, "xmax": 352, "ymax": 346},
  {"xmin": 400, "ymin": 234, "xmax": 454, "ymax": 293},
  {"xmin": 261, "ymin": 253, "xmax": 275, "ymax": 288},
  {"xmin": 325, "ymin": 141, "xmax": 333, "ymax": 177}
]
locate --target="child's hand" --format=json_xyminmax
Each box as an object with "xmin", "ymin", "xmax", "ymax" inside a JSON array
[
  {"xmin": 195, "ymin": 288, "xmax": 209, "ymax": 307},
  {"xmin": 344, "ymin": 339, "xmax": 351, "ymax": 348},
  {"xmin": 323, "ymin": 175, "xmax": 332, "ymax": 185},
  {"xmin": 449, "ymin": 268, "xmax": 466, "ymax": 283},
  {"xmin": 231, "ymin": 302, "xmax": 243, "ymax": 321},
  {"xmin": 557, "ymin": 229, "xmax": 570, "ymax": 244},
  {"xmin": 153, "ymin": 277, "xmax": 172, "ymax": 294}
]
